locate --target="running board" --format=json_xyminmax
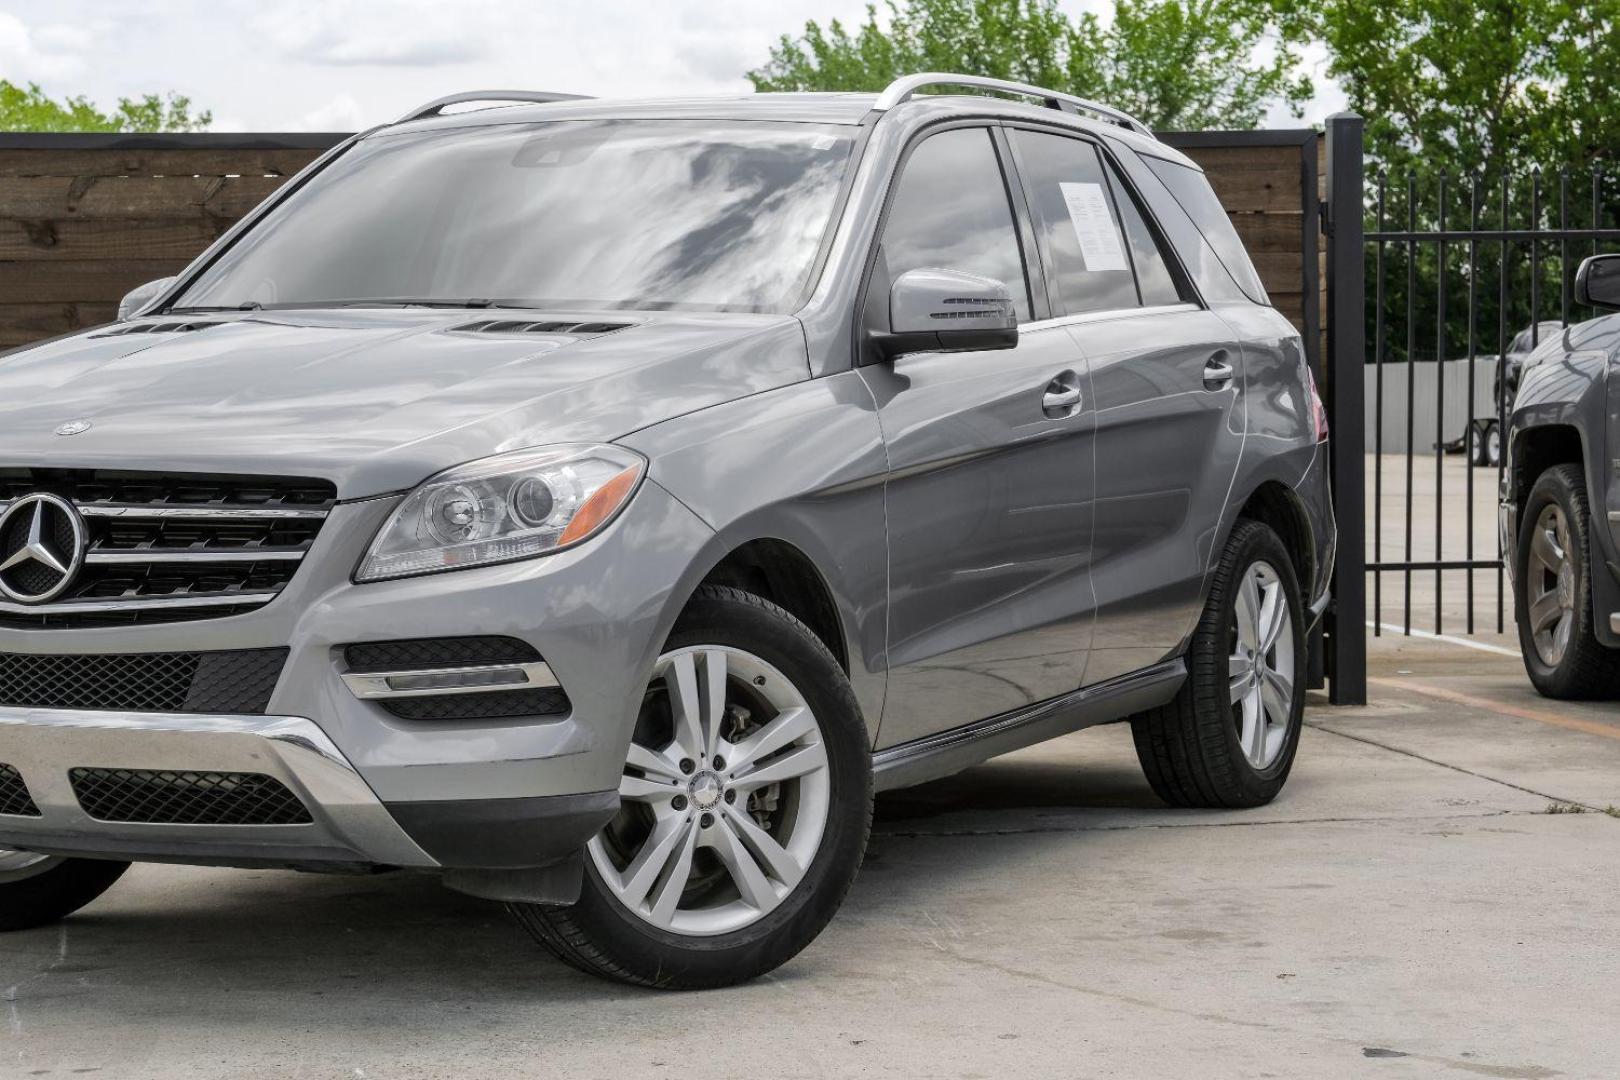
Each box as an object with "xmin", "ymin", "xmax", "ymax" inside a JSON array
[{"xmin": 871, "ymin": 659, "xmax": 1187, "ymax": 793}]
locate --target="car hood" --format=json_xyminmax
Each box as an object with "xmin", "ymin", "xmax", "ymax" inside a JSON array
[{"xmin": 0, "ymin": 309, "xmax": 809, "ymax": 497}]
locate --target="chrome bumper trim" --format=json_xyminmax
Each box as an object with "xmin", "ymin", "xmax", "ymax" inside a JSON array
[
  {"xmin": 0, "ymin": 707, "xmax": 435, "ymax": 868},
  {"xmin": 0, "ymin": 592, "xmax": 280, "ymax": 616},
  {"xmin": 341, "ymin": 661, "xmax": 559, "ymax": 700}
]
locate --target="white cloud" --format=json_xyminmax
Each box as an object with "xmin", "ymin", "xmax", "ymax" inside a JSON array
[
  {"xmin": 252, "ymin": 0, "xmax": 496, "ymax": 67},
  {"xmin": 0, "ymin": 13, "xmax": 90, "ymax": 82},
  {"xmin": 288, "ymin": 92, "xmax": 367, "ymax": 132}
]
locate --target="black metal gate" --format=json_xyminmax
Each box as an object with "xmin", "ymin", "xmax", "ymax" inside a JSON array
[{"xmin": 1321, "ymin": 112, "xmax": 1620, "ymax": 703}]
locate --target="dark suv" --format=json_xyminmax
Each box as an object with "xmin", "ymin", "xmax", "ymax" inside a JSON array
[
  {"xmin": 1502, "ymin": 255, "xmax": 1620, "ymax": 697},
  {"xmin": 0, "ymin": 74, "xmax": 1334, "ymax": 988}
]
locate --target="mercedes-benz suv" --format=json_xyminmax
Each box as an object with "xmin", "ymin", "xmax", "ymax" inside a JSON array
[{"xmin": 0, "ymin": 75, "xmax": 1334, "ymax": 988}]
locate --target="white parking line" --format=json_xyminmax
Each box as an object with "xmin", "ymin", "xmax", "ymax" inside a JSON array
[{"xmin": 1367, "ymin": 621, "xmax": 1522, "ymax": 658}]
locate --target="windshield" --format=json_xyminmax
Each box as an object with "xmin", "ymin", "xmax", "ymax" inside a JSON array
[{"xmin": 173, "ymin": 120, "xmax": 858, "ymax": 315}]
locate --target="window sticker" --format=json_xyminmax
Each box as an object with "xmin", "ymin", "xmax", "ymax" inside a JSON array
[{"xmin": 1058, "ymin": 181, "xmax": 1129, "ymax": 272}]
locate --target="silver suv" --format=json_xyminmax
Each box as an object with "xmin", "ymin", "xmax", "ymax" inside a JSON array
[{"xmin": 0, "ymin": 75, "xmax": 1334, "ymax": 988}]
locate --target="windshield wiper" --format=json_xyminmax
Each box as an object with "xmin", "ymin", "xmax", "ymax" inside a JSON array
[
  {"xmin": 167, "ymin": 302, "xmax": 263, "ymax": 313},
  {"xmin": 326, "ymin": 298, "xmax": 510, "ymax": 309}
]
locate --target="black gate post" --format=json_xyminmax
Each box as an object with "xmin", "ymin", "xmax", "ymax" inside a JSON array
[{"xmin": 1325, "ymin": 113, "xmax": 1367, "ymax": 704}]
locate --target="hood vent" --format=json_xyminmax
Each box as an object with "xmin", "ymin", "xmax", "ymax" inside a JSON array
[
  {"xmin": 92, "ymin": 320, "xmax": 221, "ymax": 338},
  {"xmin": 450, "ymin": 318, "xmax": 633, "ymax": 337}
]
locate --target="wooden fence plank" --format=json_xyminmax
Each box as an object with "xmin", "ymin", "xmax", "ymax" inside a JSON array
[
  {"xmin": 0, "ymin": 302, "xmax": 119, "ymax": 347},
  {"xmin": 0, "ymin": 260, "xmax": 191, "ymax": 304},
  {"xmin": 0, "ymin": 218, "xmax": 234, "ymax": 261},
  {"xmin": 0, "ymin": 176, "xmax": 286, "ymax": 219},
  {"xmin": 0, "ymin": 148, "xmax": 325, "ymax": 178}
]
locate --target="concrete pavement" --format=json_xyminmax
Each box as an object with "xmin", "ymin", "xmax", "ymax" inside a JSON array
[{"xmin": 3, "ymin": 637, "xmax": 1618, "ymax": 1079}]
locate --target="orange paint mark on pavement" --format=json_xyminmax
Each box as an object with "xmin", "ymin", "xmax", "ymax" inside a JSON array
[{"xmin": 1369, "ymin": 676, "xmax": 1620, "ymax": 742}]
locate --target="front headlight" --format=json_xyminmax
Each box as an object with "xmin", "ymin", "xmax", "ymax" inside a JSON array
[{"xmin": 355, "ymin": 444, "xmax": 645, "ymax": 582}]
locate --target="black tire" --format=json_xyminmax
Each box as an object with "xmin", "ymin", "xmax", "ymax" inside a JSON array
[
  {"xmin": 1467, "ymin": 425, "xmax": 1488, "ymax": 467},
  {"xmin": 1514, "ymin": 464, "xmax": 1620, "ymax": 699},
  {"xmin": 1130, "ymin": 519, "xmax": 1306, "ymax": 808},
  {"xmin": 0, "ymin": 856, "xmax": 129, "ymax": 932},
  {"xmin": 1485, "ymin": 423, "xmax": 1503, "ymax": 468},
  {"xmin": 510, "ymin": 585, "xmax": 872, "ymax": 989}
]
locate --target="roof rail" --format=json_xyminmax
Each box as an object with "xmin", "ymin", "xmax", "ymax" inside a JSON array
[
  {"xmin": 872, "ymin": 73, "xmax": 1154, "ymax": 139},
  {"xmin": 397, "ymin": 90, "xmax": 593, "ymax": 124}
]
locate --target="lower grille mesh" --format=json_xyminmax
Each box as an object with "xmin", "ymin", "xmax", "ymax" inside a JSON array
[
  {"xmin": 69, "ymin": 768, "xmax": 312, "ymax": 826},
  {"xmin": 0, "ymin": 764, "xmax": 40, "ymax": 817},
  {"xmin": 0, "ymin": 649, "xmax": 287, "ymax": 714}
]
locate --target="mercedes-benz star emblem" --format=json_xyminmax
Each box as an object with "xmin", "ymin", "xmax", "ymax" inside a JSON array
[
  {"xmin": 55, "ymin": 419, "xmax": 93, "ymax": 436},
  {"xmin": 0, "ymin": 493, "xmax": 88, "ymax": 604}
]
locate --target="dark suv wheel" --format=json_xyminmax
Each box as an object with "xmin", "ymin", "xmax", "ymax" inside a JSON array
[
  {"xmin": 510, "ymin": 586, "xmax": 872, "ymax": 989},
  {"xmin": 1131, "ymin": 519, "xmax": 1306, "ymax": 808},
  {"xmin": 0, "ymin": 853, "xmax": 129, "ymax": 932},
  {"xmin": 1515, "ymin": 464, "xmax": 1620, "ymax": 698}
]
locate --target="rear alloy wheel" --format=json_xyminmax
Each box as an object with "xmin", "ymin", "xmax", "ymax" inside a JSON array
[
  {"xmin": 1515, "ymin": 464, "xmax": 1620, "ymax": 698},
  {"xmin": 0, "ymin": 853, "xmax": 129, "ymax": 932},
  {"xmin": 1228, "ymin": 560, "xmax": 1295, "ymax": 770},
  {"xmin": 1130, "ymin": 519, "xmax": 1306, "ymax": 808},
  {"xmin": 511, "ymin": 586, "xmax": 871, "ymax": 989}
]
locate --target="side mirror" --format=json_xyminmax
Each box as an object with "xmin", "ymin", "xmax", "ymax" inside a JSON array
[
  {"xmin": 1575, "ymin": 255, "xmax": 1620, "ymax": 310},
  {"xmin": 117, "ymin": 277, "xmax": 177, "ymax": 321},
  {"xmin": 875, "ymin": 268, "xmax": 1018, "ymax": 360}
]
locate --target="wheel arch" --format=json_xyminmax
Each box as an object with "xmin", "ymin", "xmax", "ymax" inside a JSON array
[
  {"xmin": 689, "ymin": 537, "xmax": 850, "ymax": 675},
  {"xmin": 1231, "ymin": 479, "xmax": 1315, "ymax": 598}
]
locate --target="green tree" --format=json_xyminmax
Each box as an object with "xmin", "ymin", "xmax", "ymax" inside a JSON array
[
  {"xmin": 0, "ymin": 80, "xmax": 211, "ymax": 132},
  {"xmin": 748, "ymin": 0, "xmax": 1312, "ymax": 130},
  {"xmin": 1280, "ymin": 0, "xmax": 1620, "ymax": 173}
]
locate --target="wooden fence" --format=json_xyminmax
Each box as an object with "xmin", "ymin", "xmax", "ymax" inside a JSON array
[{"xmin": 0, "ymin": 130, "xmax": 1322, "ymax": 355}]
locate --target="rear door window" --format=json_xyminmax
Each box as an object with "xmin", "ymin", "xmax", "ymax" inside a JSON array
[
  {"xmin": 1011, "ymin": 130, "xmax": 1141, "ymax": 315},
  {"xmin": 1102, "ymin": 158, "xmax": 1187, "ymax": 307}
]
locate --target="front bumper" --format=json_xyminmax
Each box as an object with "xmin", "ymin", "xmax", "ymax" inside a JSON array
[
  {"xmin": 0, "ymin": 479, "xmax": 716, "ymax": 871},
  {"xmin": 0, "ymin": 705, "xmax": 431, "ymax": 869}
]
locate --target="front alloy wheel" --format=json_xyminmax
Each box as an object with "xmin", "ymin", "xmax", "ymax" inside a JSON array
[
  {"xmin": 511, "ymin": 585, "xmax": 871, "ymax": 989},
  {"xmin": 587, "ymin": 645, "xmax": 831, "ymax": 936}
]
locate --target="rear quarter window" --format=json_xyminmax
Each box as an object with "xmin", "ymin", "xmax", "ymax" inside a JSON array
[{"xmin": 1143, "ymin": 156, "xmax": 1268, "ymax": 304}]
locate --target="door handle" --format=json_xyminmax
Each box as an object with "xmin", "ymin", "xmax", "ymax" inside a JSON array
[
  {"xmin": 1042, "ymin": 371, "xmax": 1083, "ymax": 418},
  {"xmin": 1203, "ymin": 353, "xmax": 1236, "ymax": 390}
]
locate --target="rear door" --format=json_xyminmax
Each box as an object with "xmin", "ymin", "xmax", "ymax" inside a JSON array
[
  {"xmin": 860, "ymin": 125, "xmax": 1097, "ymax": 748},
  {"xmin": 1007, "ymin": 126, "xmax": 1245, "ymax": 685}
]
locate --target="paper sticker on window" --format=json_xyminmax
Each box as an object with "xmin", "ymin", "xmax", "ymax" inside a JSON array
[{"xmin": 1059, "ymin": 182, "xmax": 1129, "ymax": 272}]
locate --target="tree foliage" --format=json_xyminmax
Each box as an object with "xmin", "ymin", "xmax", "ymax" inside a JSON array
[
  {"xmin": 1281, "ymin": 0, "xmax": 1620, "ymax": 173},
  {"xmin": 0, "ymin": 80, "xmax": 211, "ymax": 133},
  {"xmin": 748, "ymin": 0, "xmax": 1312, "ymax": 130}
]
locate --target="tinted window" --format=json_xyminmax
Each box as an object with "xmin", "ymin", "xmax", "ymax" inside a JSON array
[
  {"xmin": 1103, "ymin": 159, "xmax": 1186, "ymax": 306},
  {"xmin": 1144, "ymin": 156, "xmax": 1268, "ymax": 303},
  {"xmin": 880, "ymin": 128, "xmax": 1031, "ymax": 322},
  {"xmin": 174, "ymin": 120, "xmax": 857, "ymax": 314},
  {"xmin": 1012, "ymin": 130, "xmax": 1141, "ymax": 314}
]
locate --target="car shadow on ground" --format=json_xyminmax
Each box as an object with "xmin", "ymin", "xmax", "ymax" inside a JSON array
[{"xmin": 6, "ymin": 750, "xmax": 1171, "ymax": 1013}]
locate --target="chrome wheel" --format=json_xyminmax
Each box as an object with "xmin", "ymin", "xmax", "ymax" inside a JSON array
[
  {"xmin": 0, "ymin": 848, "xmax": 57, "ymax": 883},
  {"xmin": 1526, "ymin": 503, "xmax": 1576, "ymax": 667},
  {"xmin": 1229, "ymin": 560, "xmax": 1294, "ymax": 769},
  {"xmin": 588, "ymin": 645, "xmax": 831, "ymax": 937}
]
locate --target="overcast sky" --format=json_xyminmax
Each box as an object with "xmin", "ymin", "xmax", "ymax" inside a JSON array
[{"xmin": 0, "ymin": 0, "xmax": 1342, "ymax": 132}]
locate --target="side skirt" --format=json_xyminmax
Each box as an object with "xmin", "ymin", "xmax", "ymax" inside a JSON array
[{"xmin": 870, "ymin": 660, "xmax": 1187, "ymax": 793}]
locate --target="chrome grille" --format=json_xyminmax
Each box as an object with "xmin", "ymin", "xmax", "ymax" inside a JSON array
[{"xmin": 0, "ymin": 469, "xmax": 335, "ymax": 629}]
